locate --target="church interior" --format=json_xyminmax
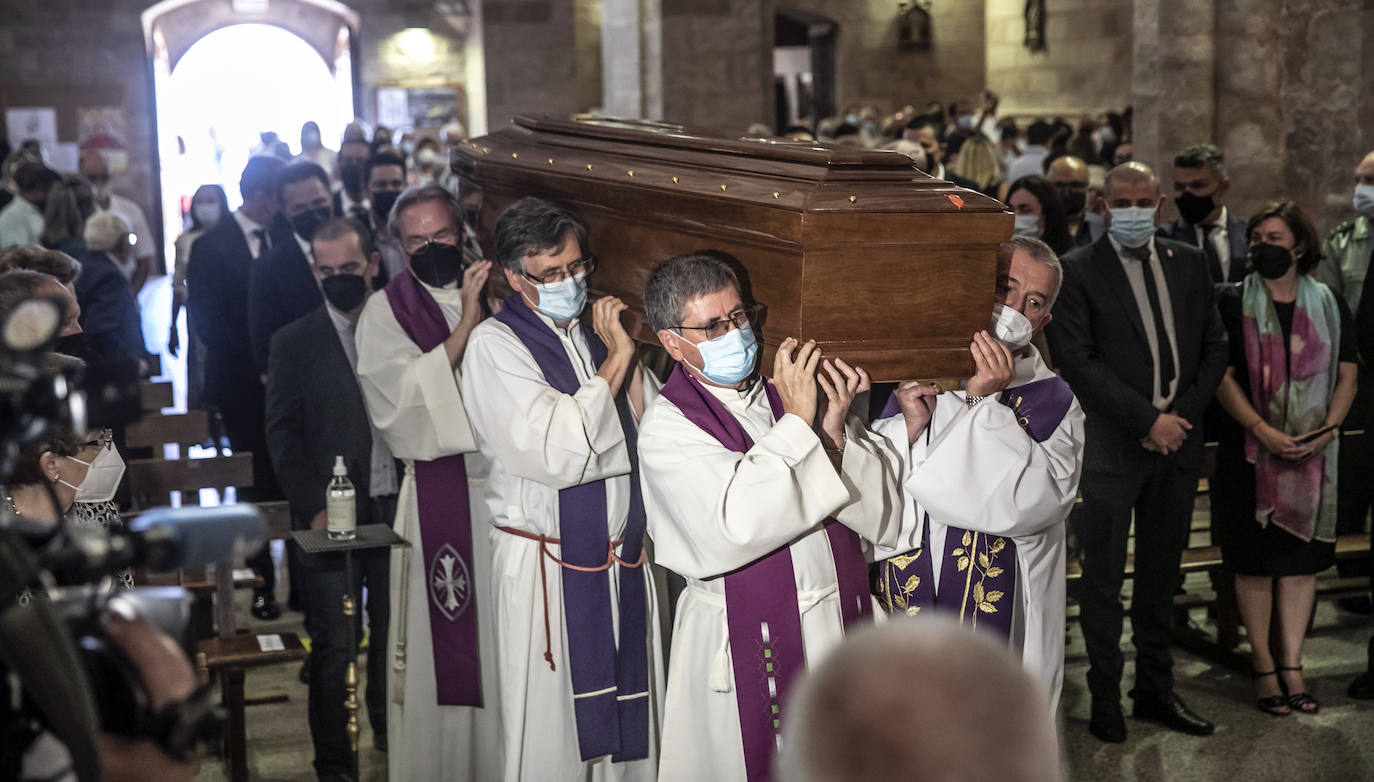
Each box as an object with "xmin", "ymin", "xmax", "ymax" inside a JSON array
[{"xmin": 1, "ymin": 0, "xmax": 1373, "ymax": 780}]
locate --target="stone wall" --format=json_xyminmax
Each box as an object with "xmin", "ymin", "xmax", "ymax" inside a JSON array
[
  {"xmin": 481, "ymin": 0, "xmax": 579, "ymax": 131},
  {"xmin": 779, "ymin": 0, "xmax": 986, "ymax": 115},
  {"xmin": 985, "ymin": 0, "xmax": 1132, "ymax": 118}
]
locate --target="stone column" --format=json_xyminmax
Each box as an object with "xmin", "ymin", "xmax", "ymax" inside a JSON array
[
  {"xmin": 600, "ymin": 0, "xmax": 773, "ymax": 130},
  {"xmin": 480, "ymin": 0, "xmax": 579, "ymax": 131},
  {"xmin": 1132, "ymin": 0, "xmax": 1216, "ymax": 191},
  {"xmin": 1214, "ymin": 0, "xmax": 1284, "ymax": 222}
]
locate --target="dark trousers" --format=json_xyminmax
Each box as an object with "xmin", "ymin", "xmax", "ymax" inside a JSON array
[
  {"xmin": 218, "ymin": 389, "xmax": 281, "ymax": 594},
  {"xmin": 1076, "ymin": 455, "xmax": 1199, "ymax": 703},
  {"xmin": 301, "ymin": 494, "xmax": 393, "ymax": 778},
  {"xmin": 1337, "ymin": 372, "xmax": 1374, "ymax": 580}
]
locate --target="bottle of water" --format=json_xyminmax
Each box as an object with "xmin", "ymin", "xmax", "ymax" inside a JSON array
[{"xmin": 327, "ymin": 455, "xmax": 357, "ymax": 541}]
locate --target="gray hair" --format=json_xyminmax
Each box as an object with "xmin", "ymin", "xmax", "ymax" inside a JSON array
[
  {"xmin": 83, "ymin": 211, "xmax": 130, "ymax": 254},
  {"xmin": 1002, "ymin": 235, "xmax": 1063, "ymax": 305},
  {"xmin": 1174, "ymin": 143, "xmax": 1227, "ymax": 179},
  {"xmin": 492, "ymin": 197, "xmax": 589, "ymax": 274},
  {"xmin": 643, "ymin": 252, "xmax": 743, "ymax": 332},
  {"xmin": 387, "ymin": 182, "xmax": 463, "ymax": 243},
  {"xmin": 779, "ymin": 619, "xmax": 1060, "ymax": 782}
]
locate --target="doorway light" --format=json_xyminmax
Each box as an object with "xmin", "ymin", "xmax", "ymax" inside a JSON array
[{"xmin": 232, "ymin": 0, "xmax": 269, "ymax": 12}]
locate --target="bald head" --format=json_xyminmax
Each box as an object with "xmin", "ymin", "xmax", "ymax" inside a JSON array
[
  {"xmin": 780, "ymin": 620, "xmax": 1060, "ymax": 782},
  {"xmin": 1048, "ymin": 155, "xmax": 1089, "ymax": 186},
  {"xmin": 1356, "ymin": 152, "xmax": 1374, "ymax": 183},
  {"xmin": 1103, "ymin": 161, "xmax": 1159, "ymax": 200}
]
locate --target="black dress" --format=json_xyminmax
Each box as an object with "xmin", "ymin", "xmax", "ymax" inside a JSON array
[{"xmin": 1213, "ymin": 284, "xmax": 1355, "ymax": 577}]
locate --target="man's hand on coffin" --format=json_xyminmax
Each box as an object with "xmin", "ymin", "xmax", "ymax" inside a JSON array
[
  {"xmin": 773, "ymin": 337, "xmax": 821, "ymax": 427},
  {"xmin": 817, "ymin": 358, "xmax": 868, "ymax": 450},
  {"xmin": 964, "ymin": 331, "xmax": 1015, "ymax": 397},
  {"xmin": 593, "ymin": 295, "xmax": 635, "ymax": 397},
  {"xmin": 458, "ymin": 260, "xmax": 492, "ymax": 326},
  {"xmin": 1145, "ymin": 412, "xmax": 1191, "ymax": 454},
  {"xmin": 893, "ymin": 381, "xmax": 939, "ymax": 445},
  {"xmin": 444, "ymin": 260, "xmax": 493, "ymax": 367}
]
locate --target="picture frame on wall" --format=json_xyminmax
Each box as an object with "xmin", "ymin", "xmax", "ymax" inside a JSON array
[{"xmin": 375, "ymin": 83, "xmax": 467, "ymax": 133}]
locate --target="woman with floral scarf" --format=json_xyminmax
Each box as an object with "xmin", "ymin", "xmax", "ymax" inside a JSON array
[{"xmin": 1214, "ymin": 202, "xmax": 1360, "ymax": 717}]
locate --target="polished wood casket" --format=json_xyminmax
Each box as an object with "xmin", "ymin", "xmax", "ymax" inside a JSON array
[{"xmin": 452, "ymin": 115, "xmax": 1011, "ymax": 380}]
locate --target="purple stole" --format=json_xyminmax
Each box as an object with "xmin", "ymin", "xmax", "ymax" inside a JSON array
[
  {"xmin": 492, "ymin": 294, "xmax": 649, "ymax": 762},
  {"xmin": 383, "ymin": 271, "xmax": 482, "ymax": 706},
  {"xmin": 658, "ymin": 364, "xmax": 872, "ymax": 782},
  {"xmin": 875, "ymin": 375, "xmax": 1074, "ymax": 639}
]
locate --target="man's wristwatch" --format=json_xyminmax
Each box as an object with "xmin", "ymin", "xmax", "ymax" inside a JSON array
[{"xmin": 965, "ymin": 394, "xmax": 986, "ymax": 408}]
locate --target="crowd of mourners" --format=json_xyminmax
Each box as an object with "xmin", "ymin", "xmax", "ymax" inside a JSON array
[{"xmin": 2, "ymin": 88, "xmax": 1373, "ymax": 782}]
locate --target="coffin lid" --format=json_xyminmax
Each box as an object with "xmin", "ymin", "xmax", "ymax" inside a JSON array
[{"xmin": 453, "ymin": 114, "xmax": 1007, "ymax": 215}]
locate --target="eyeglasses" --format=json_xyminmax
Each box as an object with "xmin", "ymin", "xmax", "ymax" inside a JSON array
[
  {"xmin": 401, "ymin": 228, "xmax": 459, "ymax": 255},
  {"xmin": 672, "ymin": 305, "xmax": 765, "ymax": 341},
  {"xmin": 521, "ymin": 256, "xmax": 597, "ymax": 285},
  {"xmin": 81, "ymin": 429, "xmax": 114, "ymax": 450}
]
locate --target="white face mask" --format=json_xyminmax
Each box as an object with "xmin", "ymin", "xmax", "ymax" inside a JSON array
[
  {"xmin": 192, "ymin": 202, "xmax": 222, "ymax": 228},
  {"xmin": 990, "ymin": 303, "xmax": 1035, "ymax": 350},
  {"xmin": 59, "ymin": 444, "xmax": 126, "ymax": 504},
  {"xmin": 1013, "ymin": 214, "xmax": 1042, "ymax": 238}
]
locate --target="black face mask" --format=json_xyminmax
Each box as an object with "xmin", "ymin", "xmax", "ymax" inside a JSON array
[
  {"xmin": 371, "ymin": 190, "xmax": 401, "ymax": 220},
  {"xmin": 54, "ymin": 331, "xmax": 97, "ymax": 361},
  {"xmin": 1248, "ymin": 242, "xmax": 1294, "ymax": 279},
  {"xmin": 340, "ymin": 164, "xmax": 365, "ymax": 194},
  {"xmin": 290, "ymin": 205, "xmax": 333, "ymax": 242},
  {"xmin": 321, "ymin": 273, "xmax": 369, "ymax": 313},
  {"xmin": 1175, "ymin": 190, "xmax": 1217, "ymax": 225},
  {"xmin": 1059, "ymin": 189, "xmax": 1086, "ymax": 216},
  {"xmin": 408, "ymin": 241, "xmax": 465, "ymax": 288}
]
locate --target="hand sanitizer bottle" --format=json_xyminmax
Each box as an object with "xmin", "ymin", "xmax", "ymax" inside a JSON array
[{"xmin": 327, "ymin": 455, "xmax": 357, "ymax": 541}]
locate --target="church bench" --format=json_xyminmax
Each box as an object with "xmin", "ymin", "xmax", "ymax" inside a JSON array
[
  {"xmin": 195, "ymin": 632, "xmax": 309, "ymax": 782},
  {"xmin": 139, "ymin": 379, "xmax": 173, "ymax": 412},
  {"xmin": 125, "ymin": 409, "xmax": 211, "ymax": 451}
]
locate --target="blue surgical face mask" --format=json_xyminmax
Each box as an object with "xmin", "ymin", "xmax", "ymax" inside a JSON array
[
  {"xmin": 1108, "ymin": 206, "xmax": 1158, "ymax": 248},
  {"xmin": 1013, "ymin": 214, "xmax": 1041, "ymax": 238},
  {"xmin": 1353, "ymin": 184, "xmax": 1374, "ymax": 218},
  {"xmin": 685, "ymin": 325, "xmax": 759, "ymax": 386},
  {"xmin": 530, "ymin": 273, "xmax": 588, "ymax": 323},
  {"xmin": 1084, "ymin": 210, "xmax": 1107, "ymax": 240}
]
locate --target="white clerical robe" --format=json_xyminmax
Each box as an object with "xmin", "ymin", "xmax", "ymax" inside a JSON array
[
  {"xmin": 638, "ymin": 378, "xmax": 901, "ymax": 782},
  {"xmin": 870, "ymin": 347, "xmax": 1084, "ymax": 715},
  {"xmin": 355, "ymin": 282, "xmax": 501, "ymax": 782},
  {"xmin": 459, "ymin": 312, "xmax": 665, "ymax": 782}
]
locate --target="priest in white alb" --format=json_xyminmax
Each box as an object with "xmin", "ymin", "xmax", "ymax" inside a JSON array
[
  {"xmin": 870, "ymin": 235, "xmax": 1086, "ymax": 715},
  {"xmin": 636, "ymin": 252, "xmax": 902, "ymax": 782},
  {"xmin": 460, "ymin": 197, "xmax": 663, "ymax": 781},
  {"xmin": 354, "ymin": 183, "xmax": 501, "ymax": 781}
]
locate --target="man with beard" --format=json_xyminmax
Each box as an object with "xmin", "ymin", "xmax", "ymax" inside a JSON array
[{"xmin": 1159, "ymin": 144, "xmax": 1249, "ymax": 284}]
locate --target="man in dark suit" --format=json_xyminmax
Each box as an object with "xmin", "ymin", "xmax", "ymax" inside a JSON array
[
  {"xmin": 903, "ymin": 114, "xmax": 980, "ymax": 191},
  {"xmin": 249, "ymin": 161, "xmax": 330, "ymax": 375},
  {"xmin": 1159, "ymin": 144, "xmax": 1249, "ymax": 285},
  {"xmin": 332, "ymin": 133, "xmax": 372, "ymax": 223},
  {"xmin": 187, "ymin": 153, "xmax": 289, "ymax": 620},
  {"xmin": 1047, "ymin": 162, "xmax": 1229, "ymax": 743},
  {"xmin": 77, "ymin": 211, "xmax": 150, "ymax": 373},
  {"xmin": 1048, "ymin": 155, "xmax": 1095, "ymax": 250},
  {"xmin": 266, "ymin": 216, "xmax": 394, "ymax": 776}
]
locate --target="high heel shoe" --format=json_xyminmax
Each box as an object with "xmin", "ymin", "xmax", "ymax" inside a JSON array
[
  {"xmin": 1253, "ymin": 670, "xmax": 1290, "ymax": 717},
  {"xmin": 1279, "ymin": 665, "xmax": 1320, "ymax": 714}
]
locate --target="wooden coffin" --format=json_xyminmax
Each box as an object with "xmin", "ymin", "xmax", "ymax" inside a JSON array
[{"xmin": 452, "ymin": 115, "xmax": 1011, "ymax": 381}]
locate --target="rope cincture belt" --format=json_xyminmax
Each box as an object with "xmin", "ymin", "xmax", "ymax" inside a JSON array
[{"xmin": 495, "ymin": 525, "xmax": 645, "ymax": 671}]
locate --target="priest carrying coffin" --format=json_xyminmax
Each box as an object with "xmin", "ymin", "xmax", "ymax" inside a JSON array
[
  {"xmin": 870, "ymin": 235, "xmax": 1086, "ymax": 716},
  {"xmin": 354, "ymin": 183, "xmax": 502, "ymax": 781},
  {"xmin": 637, "ymin": 252, "xmax": 904, "ymax": 782}
]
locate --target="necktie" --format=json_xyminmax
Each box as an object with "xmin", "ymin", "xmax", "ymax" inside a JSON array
[
  {"xmin": 1127, "ymin": 244, "xmax": 1176, "ymax": 398},
  {"xmin": 252, "ymin": 228, "xmax": 269, "ymax": 258},
  {"xmin": 1200, "ymin": 223, "xmax": 1223, "ymax": 282}
]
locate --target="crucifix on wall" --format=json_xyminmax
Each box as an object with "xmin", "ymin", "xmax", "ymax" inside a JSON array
[{"xmin": 1024, "ymin": 0, "xmax": 1046, "ymax": 51}]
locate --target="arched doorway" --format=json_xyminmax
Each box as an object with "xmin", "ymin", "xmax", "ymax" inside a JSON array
[{"xmin": 142, "ymin": 0, "xmax": 357, "ymax": 409}]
